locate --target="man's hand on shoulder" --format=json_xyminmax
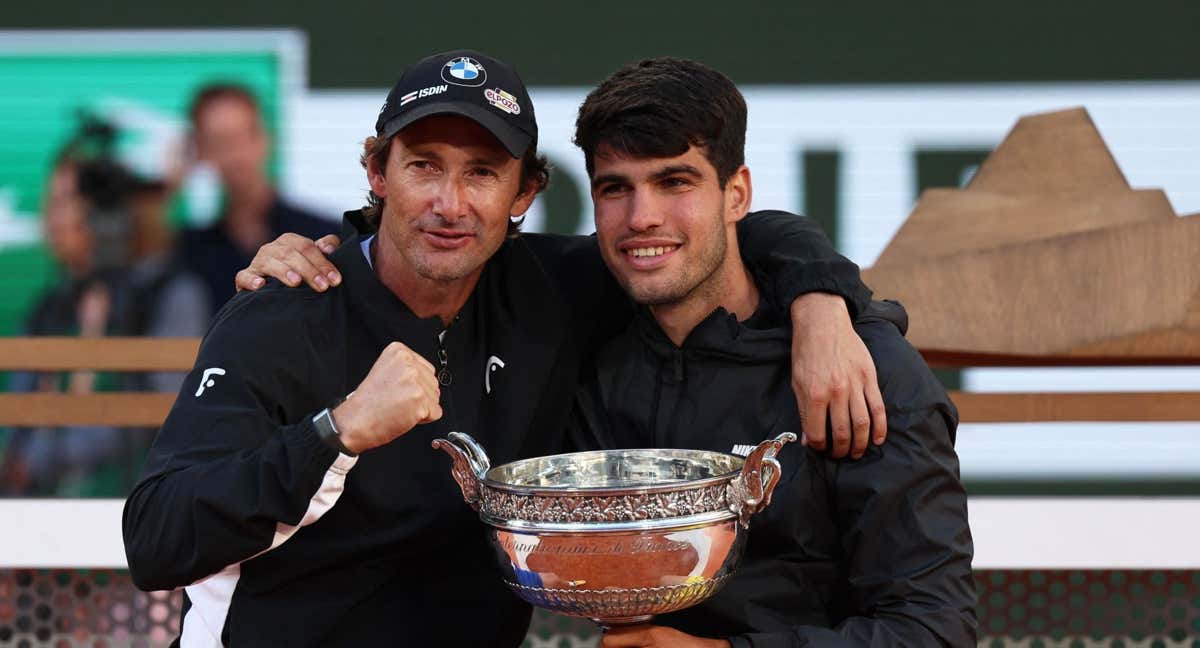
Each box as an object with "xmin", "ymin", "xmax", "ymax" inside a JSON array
[
  {"xmin": 235, "ymin": 233, "xmax": 343, "ymax": 293},
  {"xmin": 601, "ymin": 624, "xmax": 731, "ymax": 648},
  {"xmin": 331, "ymin": 342, "xmax": 443, "ymax": 454},
  {"xmin": 790, "ymin": 292, "xmax": 887, "ymax": 459}
]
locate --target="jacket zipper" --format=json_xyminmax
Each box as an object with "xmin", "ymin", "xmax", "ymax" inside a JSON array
[
  {"xmin": 436, "ymin": 332, "xmax": 453, "ymax": 386},
  {"xmin": 652, "ymin": 348, "xmax": 685, "ymax": 447},
  {"xmin": 436, "ymin": 316, "xmax": 460, "ymax": 430},
  {"xmin": 436, "ymin": 313, "xmax": 461, "ymax": 387},
  {"xmin": 664, "ymin": 348, "xmax": 686, "ymax": 444}
]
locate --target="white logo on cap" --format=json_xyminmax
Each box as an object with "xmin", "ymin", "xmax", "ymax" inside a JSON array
[
  {"xmin": 400, "ymin": 84, "xmax": 449, "ymax": 107},
  {"xmin": 441, "ymin": 57, "xmax": 487, "ymax": 87}
]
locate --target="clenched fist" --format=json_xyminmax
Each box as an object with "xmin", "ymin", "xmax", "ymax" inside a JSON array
[{"xmin": 331, "ymin": 342, "xmax": 443, "ymax": 454}]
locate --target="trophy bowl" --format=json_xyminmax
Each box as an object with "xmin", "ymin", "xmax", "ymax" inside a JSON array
[{"xmin": 433, "ymin": 432, "xmax": 796, "ymax": 626}]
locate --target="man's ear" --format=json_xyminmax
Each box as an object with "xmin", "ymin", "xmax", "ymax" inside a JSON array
[
  {"xmin": 724, "ymin": 165, "xmax": 753, "ymax": 224},
  {"xmin": 510, "ymin": 179, "xmax": 538, "ymax": 220},
  {"xmin": 366, "ymin": 150, "xmax": 388, "ymax": 199}
]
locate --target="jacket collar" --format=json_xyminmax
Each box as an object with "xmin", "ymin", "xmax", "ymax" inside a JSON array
[
  {"xmin": 341, "ymin": 209, "xmax": 377, "ymax": 239},
  {"xmin": 331, "ymin": 232, "xmax": 444, "ymax": 336},
  {"xmin": 631, "ymin": 293, "xmax": 792, "ymax": 364}
]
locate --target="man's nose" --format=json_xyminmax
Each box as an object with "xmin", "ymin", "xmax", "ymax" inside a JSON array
[
  {"xmin": 432, "ymin": 176, "xmax": 469, "ymax": 221},
  {"xmin": 627, "ymin": 190, "xmax": 665, "ymax": 232}
]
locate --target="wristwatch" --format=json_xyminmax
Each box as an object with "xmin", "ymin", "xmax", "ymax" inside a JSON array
[{"xmin": 313, "ymin": 395, "xmax": 356, "ymax": 456}]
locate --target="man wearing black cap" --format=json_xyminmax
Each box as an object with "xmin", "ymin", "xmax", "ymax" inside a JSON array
[{"xmin": 123, "ymin": 50, "xmax": 878, "ymax": 647}]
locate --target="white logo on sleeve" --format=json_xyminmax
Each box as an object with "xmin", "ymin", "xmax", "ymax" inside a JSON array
[
  {"xmin": 195, "ymin": 368, "xmax": 226, "ymax": 397},
  {"xmin": 485, "ymin": 356, "xmax": 505, "ymax": 394}
]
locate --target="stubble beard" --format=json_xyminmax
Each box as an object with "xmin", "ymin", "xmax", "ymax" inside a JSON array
[
  {"xmin": 384, "ymin": 213, "xmax": 493, "ymax": 284},
  {"xmin": 622, "ymin": 211, "xmax": 729, "ymax": 309},
  {"xmin": 404, "ymin": 245, "xmax": 478, "ymax": 283}
]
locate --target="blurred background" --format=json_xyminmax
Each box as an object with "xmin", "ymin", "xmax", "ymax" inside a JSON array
[{"xmin": 0, "ymin": 1, "xmax": 1198, "ymax": 646}]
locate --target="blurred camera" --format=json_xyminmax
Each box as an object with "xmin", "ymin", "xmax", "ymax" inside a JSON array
[{"xmin": 63, "ymin": 112, "xmax": 163, "ymax": 270}]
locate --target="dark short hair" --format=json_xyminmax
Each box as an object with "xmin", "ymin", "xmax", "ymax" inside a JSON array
[
  {"xmin": 358, "ymin": 132, "xmax": 549, "ymax": 237},
  {"xmin": 188, "ymin": 83, "xmax": 261, "ymax": 127},
  {"xmin": 573, "ymin": 57, "xmax": 747, "ymax": 187}
]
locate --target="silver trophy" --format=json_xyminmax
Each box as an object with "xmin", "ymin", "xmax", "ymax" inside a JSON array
[{"xmin": 433, "ymin": 431, "xmax": 796, "ymax": 627}]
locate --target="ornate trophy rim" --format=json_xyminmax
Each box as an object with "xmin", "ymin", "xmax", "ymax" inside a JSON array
[
  {"xmin": 481, "ymin": 447, "xmax": 745, "ymax": 496},
  {"xmin": 480, "ymin": 506, "xmax": 736, "ymax": 533},
  {"xmin": 476, "ymin": 476, "xmax": 740, "ymax": 529}
]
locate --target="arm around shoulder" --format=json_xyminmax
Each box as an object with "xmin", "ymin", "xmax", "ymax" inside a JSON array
[{"xmin": 736, "ymin": 210, "xmax": 871, "ymax": 318}]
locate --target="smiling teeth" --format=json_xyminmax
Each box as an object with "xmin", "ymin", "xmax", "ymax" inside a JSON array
[{"xmin": 627, "ymin": 246, "xmax": 677, "ymax": 258}]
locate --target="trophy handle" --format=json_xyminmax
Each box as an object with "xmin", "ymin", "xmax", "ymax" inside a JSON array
[
  {"xmin": 727, "ymin": 432, "xmax": 797, "ymax": 528},
  {"xmin": 432, "ymin": 432, "xmax": 492, "ymax": 511}
]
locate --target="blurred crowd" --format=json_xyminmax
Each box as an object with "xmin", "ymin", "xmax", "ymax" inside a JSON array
[{"xmin": 0, "ymin": 83, "xmax": 338, "ymax": 497}]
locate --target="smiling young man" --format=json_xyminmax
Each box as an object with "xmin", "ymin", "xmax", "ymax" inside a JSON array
[
  {"xmin": 570, "ymin": 58, "xmax": 977, "ymax": 647},
  {"xmin": 124, "ymin": 50, "xmax": 884, "ymax": 647}
]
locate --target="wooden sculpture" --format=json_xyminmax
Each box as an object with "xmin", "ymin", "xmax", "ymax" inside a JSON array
[{"xmin": 863, "ymin": 107, "xmax": 1200, "ymax": 364}]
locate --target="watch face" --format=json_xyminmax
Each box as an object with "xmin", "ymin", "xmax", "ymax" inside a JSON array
[{"xmin": 314, "ymin": 408, "xmax": 355, "ymax": 456}]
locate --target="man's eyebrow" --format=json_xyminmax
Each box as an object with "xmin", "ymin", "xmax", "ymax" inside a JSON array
[
  {"xmin": 591, "ymin": 173, "xmax": 629, "ymax": 190},
  {"xmin": 402, "ymin": 146, "xmax": 443, "ymax": 161},
  {"xmin": 467, "ymin": 153, "xmax": 511, "ymax": 166},
  {"xmin": 591, "ymin": 164, "xmax": 704, "ymax": 190},
  {"xmin": 649, "ymin": 164, "xmax": 704, "ymax": 181}
]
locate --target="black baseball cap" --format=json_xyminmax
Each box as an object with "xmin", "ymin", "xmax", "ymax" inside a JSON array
[{"xmin": 374, "ymin": 49, "xmax": 537, "ymax": 158}]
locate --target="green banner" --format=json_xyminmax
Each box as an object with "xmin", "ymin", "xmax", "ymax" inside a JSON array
[{"xmin": 0, "ymin": 33, "xmax": 298, "ymax": 341}]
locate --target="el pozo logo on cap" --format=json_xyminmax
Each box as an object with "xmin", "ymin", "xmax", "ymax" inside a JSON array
[
  {"xmin": 485, "ymin": 87, "xmax": 521, "ymax": 115},
  {"xmin": 441, "ymin": 56, "xmax": 487, "ymax": 87}
]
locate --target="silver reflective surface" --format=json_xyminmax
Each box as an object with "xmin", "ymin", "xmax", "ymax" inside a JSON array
[
  {"xmin": 484, "ymin": 449, "xmax": 743, "ymax": 490},
  {"xmin": 433, "ymin": 432, "xmax": 797, "ymax": 626},
  {"xmin": 487, "ymin": 521, "xmax": 747, "ymax": 625}
]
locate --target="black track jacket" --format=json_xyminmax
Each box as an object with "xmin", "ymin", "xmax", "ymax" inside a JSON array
[
  {"xmin": 570, "ymin": 300, "xmax": 978, "ymax": 647},
  {"xmin": 122, "ymin": 210, "xmax": 870, "ymax": 647}
]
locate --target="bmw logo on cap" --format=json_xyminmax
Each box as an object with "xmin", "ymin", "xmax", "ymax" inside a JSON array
[{"xmin": 441, "ymin": 56, "xmax": 487, "ymax": 87}]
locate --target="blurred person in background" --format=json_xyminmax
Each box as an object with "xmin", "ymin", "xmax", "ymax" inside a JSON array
[
  {"xmin": 124, "ymin": 141, "xmax": 211, "ymax": 394},
  {"xmin": 1, "ymin": 115, "xmax": 208, "ymax": 496},
  {"xmin": 179, "ymin": 83, "xmax": 337, "ymax": 313},
  {"xmin": 0, "ymin": 149, "xmax": 130, "ymax": 495}
]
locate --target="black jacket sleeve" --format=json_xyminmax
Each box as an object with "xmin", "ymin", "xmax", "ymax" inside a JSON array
[
  {"xmin": 520, "ymin": 209, "xmax": 871, "ymax": 356},
  {"xmin": 519, "ymin": 232, "xmax": 634, "ymax": 363},
  {"xmin": 732, "ymin": 322, "xmax": 977, "ymax": 648},
  {"xmin": 736, "ymin": 210, "xmax": 871, "ymax": 319},
  {"xmin": 122, "ymin": 289, "xmax": 349, "ymax": 592}
]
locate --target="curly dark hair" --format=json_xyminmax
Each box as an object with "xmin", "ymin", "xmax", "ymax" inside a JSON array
[
  {"xmin": 573, "ymin": 57, "xmax": 746, "ymax": 187},
  {"xmin": 358, "ymin": 133, "xmax": 549, "ymax": 237}
]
